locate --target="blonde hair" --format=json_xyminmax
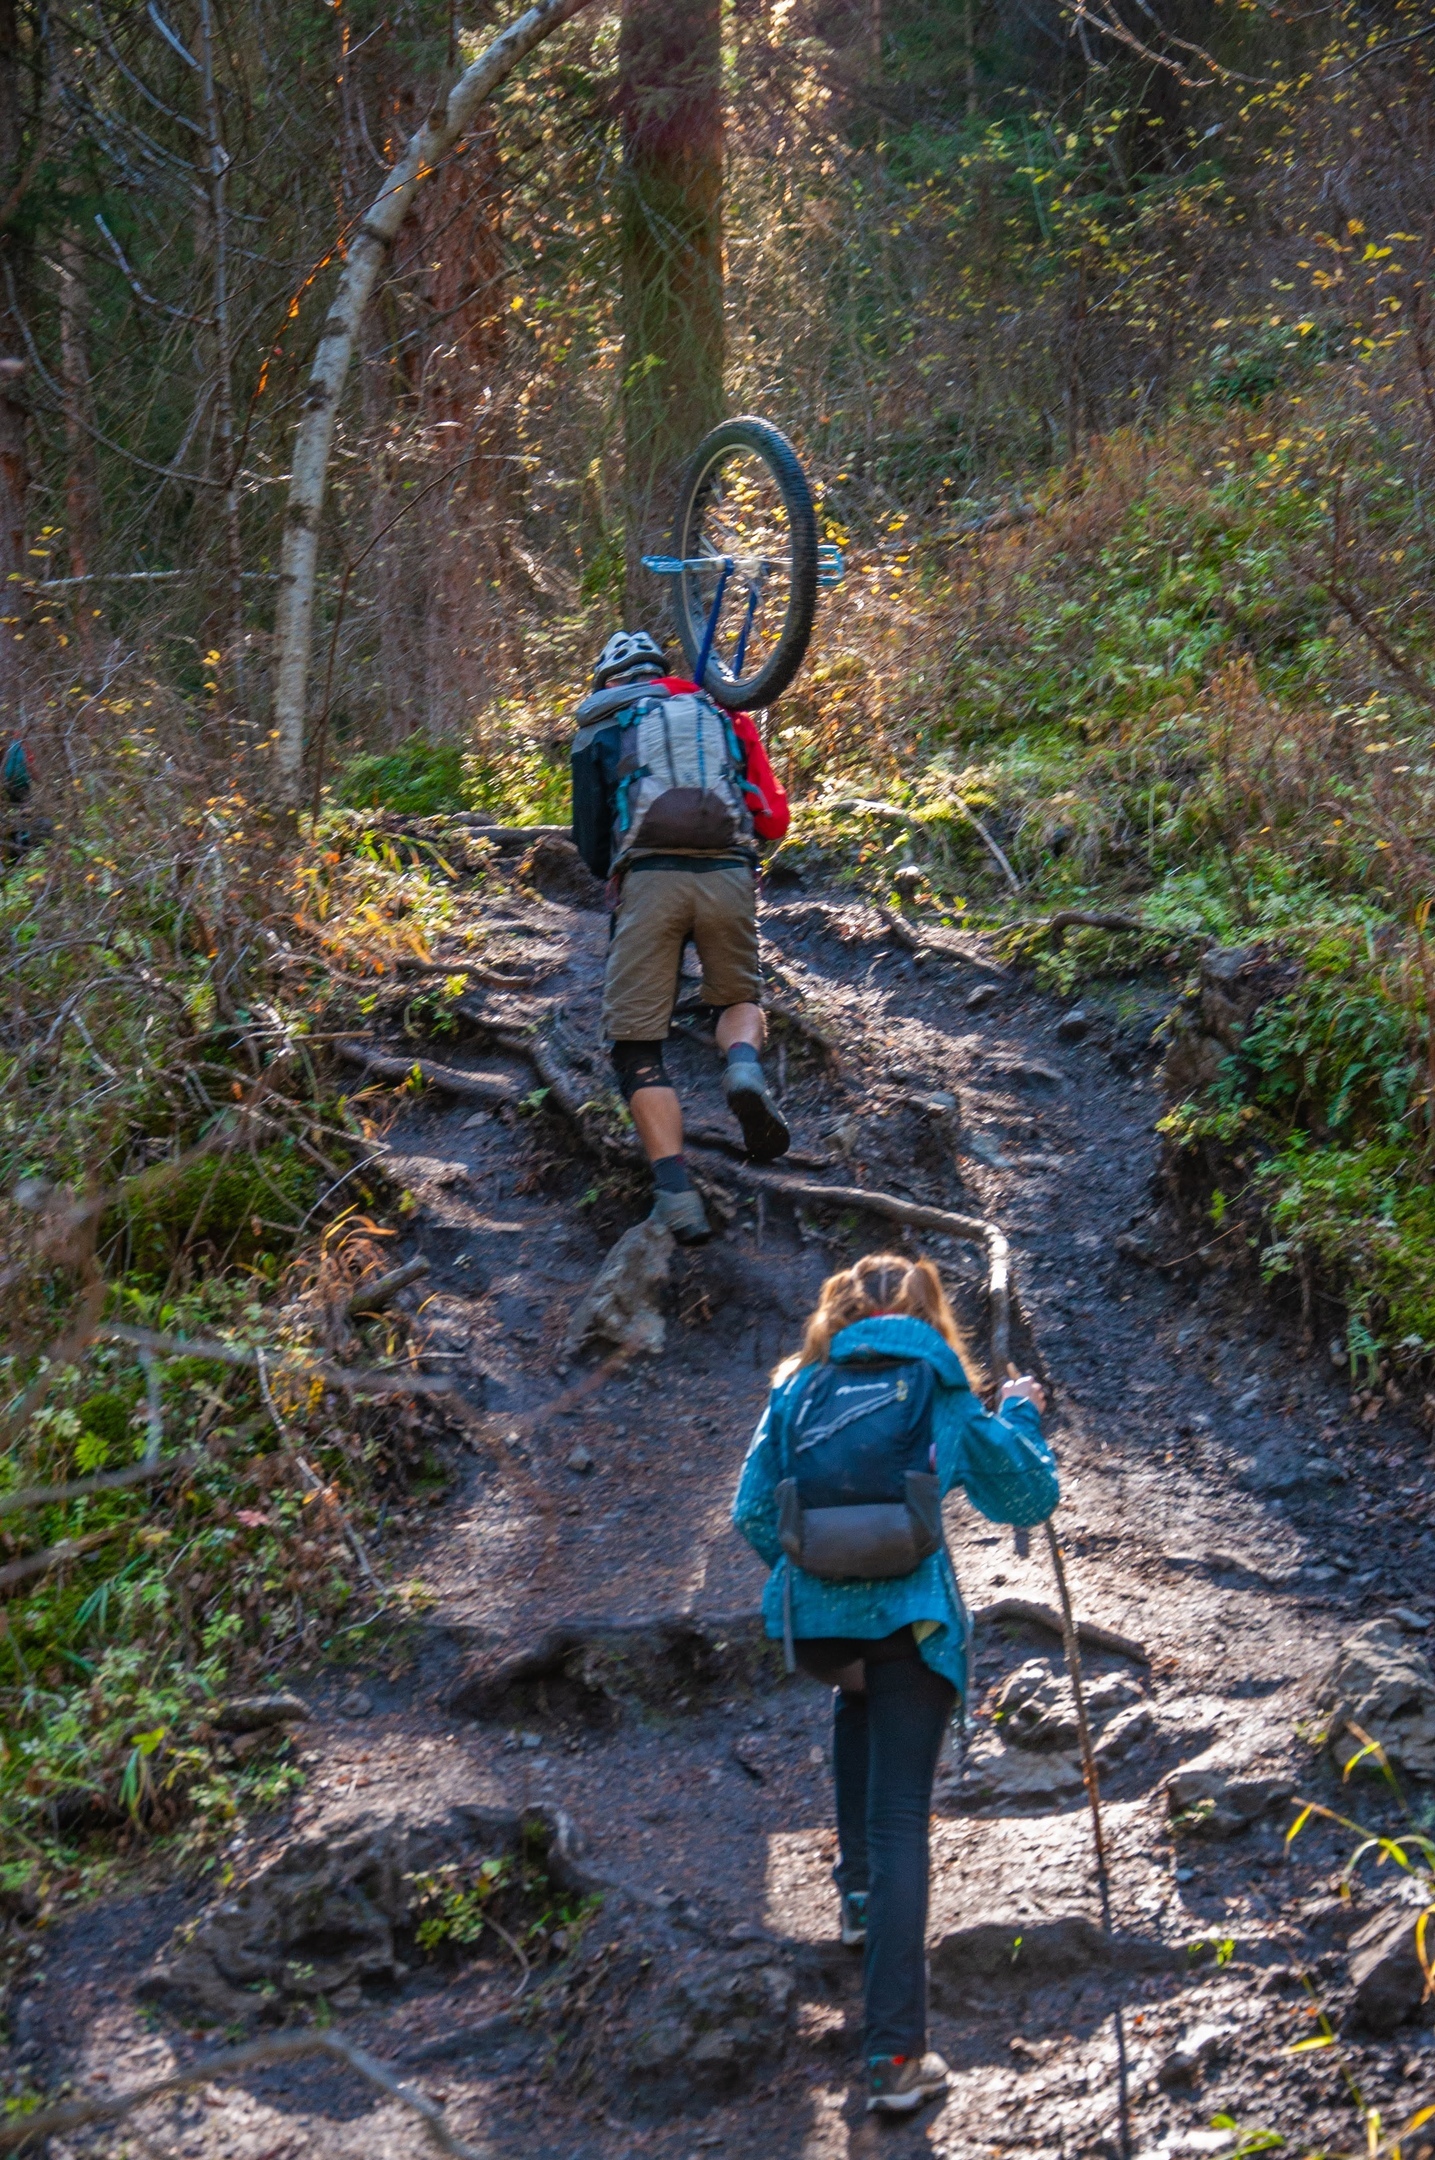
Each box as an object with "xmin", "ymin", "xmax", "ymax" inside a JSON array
[{"xmin": 773, "ymin": 1252, "xmax": 983, "ymax": 1389}]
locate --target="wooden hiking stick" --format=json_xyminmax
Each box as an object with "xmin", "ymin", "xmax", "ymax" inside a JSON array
[{"xmin": 988, "ymin": 1277, "xmax": 1132, "ymax": 2160}]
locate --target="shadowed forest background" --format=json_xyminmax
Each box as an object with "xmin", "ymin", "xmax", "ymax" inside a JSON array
[{"xmin": 4, "ymin": 0, "xmax": 1435, "ymax": 2045}]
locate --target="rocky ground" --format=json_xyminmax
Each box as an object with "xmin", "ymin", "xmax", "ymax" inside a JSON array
[{"xmin": 8, "ymin": 840, "xmax": 1435, "ymax": 2160}]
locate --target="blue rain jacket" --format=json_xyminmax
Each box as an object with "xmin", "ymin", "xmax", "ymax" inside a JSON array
[{"xmin": 731, "ymin": 1314, "xmax": 1059, "ymax": 1699}]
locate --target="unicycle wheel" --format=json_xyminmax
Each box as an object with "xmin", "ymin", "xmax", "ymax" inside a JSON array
[{"xmin": 669, "ymin": 416, "xmax": 819, "ymax": 711}]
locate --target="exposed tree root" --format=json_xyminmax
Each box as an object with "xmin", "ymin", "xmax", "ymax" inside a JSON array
[
  {"xmin": 335, "ymin": 1039, "xmax": 522, "ymax": 1107},
  {"xmin": 683, "ymin": 1123, "xmax": 832, "ymax": 1171},
  {"xmin": 874, "ymin": 905, "xmax": 1009, "ymax": 978},
  {"xmin": 393, "ymin": 957, "xmax": 553, "ymax": 990},
  {"xmin": 973, "ymin": 1596, "xmax": 1149, "ymax": 1666},
  {"xmin": 693, "ymin": 1159, "xmax": 998, "ymax": 1251},
  {"xmin": 0, "ymin": 2028, "xmax": 487, "ymax": 2158},
  {"xmin": 447, "ymin": 817, "xmax": 571, "ymax": 851},
  {"xmin": 1006, "ymin": 909, "xmax": 1153, "ymax": 950},
  {"xmin": 448, "ymin": 1607, "xmax": 769, "ymax": 1720}
]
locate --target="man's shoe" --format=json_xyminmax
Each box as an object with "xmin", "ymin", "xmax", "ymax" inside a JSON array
[
  {"xmin": 867, "ymin": 2053, "xmax": 950, "ymax": 2115},
  {"xmin": 648, "ymin": 1187, "xmax": 711, "ymax": 1245},
  {"xmin": 722, "ymin": 1060, "xmax": 790, "ymax": 1164},
  {"xmin": 839, "ymin": 1891, "xmax": 867, "ymax": 1948}
]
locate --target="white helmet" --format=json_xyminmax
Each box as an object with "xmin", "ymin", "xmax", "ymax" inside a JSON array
[{"xmin": 592, "ymin": 629, "xmax": 666, "ymax": 690}]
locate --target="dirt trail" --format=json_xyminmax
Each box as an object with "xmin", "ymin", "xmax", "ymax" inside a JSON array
[{"xmin": 16, "ymin": 861, "xmax": 1435, "ymax": 2160}]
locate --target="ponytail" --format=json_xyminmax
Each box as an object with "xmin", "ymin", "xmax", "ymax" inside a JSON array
[{"xmin": 773, "ymin": 1250, "xmax": 983, "ymax": 1390}]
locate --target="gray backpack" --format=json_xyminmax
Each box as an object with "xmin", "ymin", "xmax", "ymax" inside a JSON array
[{"xmin": 574, "ymin": 679, "xmax": 755, "ymax": 866}]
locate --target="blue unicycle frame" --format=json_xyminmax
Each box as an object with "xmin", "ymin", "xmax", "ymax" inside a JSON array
[{"xmin": 642, "ymin": 543, "xmax": 845, "ymax": 698}]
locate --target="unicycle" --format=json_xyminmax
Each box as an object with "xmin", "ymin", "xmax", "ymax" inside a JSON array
[{"xmin": 642, "ymin": 416, "xmax": 843, "ymax": 711}]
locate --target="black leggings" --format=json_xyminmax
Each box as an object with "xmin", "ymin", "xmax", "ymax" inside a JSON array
[{"xmin": 796, "ymin": 1631, "xmax": 956, "ymax": 2060}]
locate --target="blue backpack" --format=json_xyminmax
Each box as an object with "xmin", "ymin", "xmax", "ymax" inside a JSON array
[{"xmin": 775, "ymin": 1356, "xmax": 943, "ymax": 1582}]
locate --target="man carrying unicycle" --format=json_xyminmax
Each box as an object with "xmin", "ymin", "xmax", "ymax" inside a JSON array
[
  {"xmin": 571, "ymin": 626, "xmax": 792, "ymax": 1246},
  {"xmin": 570, "ymin": 416, "xmax": 840, "ymax": 1244}
]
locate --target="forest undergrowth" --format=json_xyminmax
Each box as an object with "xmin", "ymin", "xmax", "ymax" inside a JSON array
[
  {"xmin": 9, "ymin": 346, "xmax": 1435, "ymax": 1921},
  {"xmin": 5, "ymin": 19, "xmax": 1435, "ymax": 2121}
]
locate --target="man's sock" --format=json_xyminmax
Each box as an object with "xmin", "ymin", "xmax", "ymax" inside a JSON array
[
  {"xmin": 725, "ymin": 1041, "xmax": 762, "ymax": 1078},
  {"xmin": 652, "ymin": 1153, "xmax": 692, "ymax": 1194}
]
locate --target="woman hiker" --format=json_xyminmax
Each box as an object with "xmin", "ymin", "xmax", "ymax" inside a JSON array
[{"xmin": 731, "ymin": 1251, "xmax": 1056, "ymax": 2116}]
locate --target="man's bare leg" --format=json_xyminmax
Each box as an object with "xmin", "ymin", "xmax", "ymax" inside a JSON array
[
  {"xmin": 630, "ymin": 1084, "xmax": 684, "ymax": 1162},
  {"xmin": 715, "ymin": 1002, "xmax": 765, "ymax": 1055}
]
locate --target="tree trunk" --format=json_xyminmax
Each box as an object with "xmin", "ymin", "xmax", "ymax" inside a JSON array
[
  {"xmin": 0, "ymin": 0, "xmax": 27, "ymax": 721},
  {"xmin": 197, "ymin": 0, "xmax": 245, "ymax": 708},
  {"xmin": 618, "ymin": 0, "xmax": 725, "ymax": 613},
  {"xmin": 360, "ymin": 305, "xmax": 422, "ymax": 743},
  {"xmin": 58, "ymin": 227, "xmax": 101, "ymax": 674},
  {"xmin": 419, "ymin": 120, "xmax": 509, "ymax": 734},
  {"xmin": 270, "ymin": 0, "xmax": 598, "ymax": 804}
]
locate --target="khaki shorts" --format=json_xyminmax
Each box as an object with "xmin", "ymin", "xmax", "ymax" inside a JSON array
[{"xmin": 602, "ymin": 861, "xmax": 761, "ymax": 1041}]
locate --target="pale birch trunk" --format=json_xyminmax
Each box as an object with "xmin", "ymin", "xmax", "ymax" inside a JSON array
[{"xmin": 271, "ymin": 0, "xmax": 597, "ymax": 801}]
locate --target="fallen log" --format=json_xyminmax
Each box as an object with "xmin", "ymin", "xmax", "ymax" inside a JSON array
[
  {"xmin": 335, "ymin": 1039, "xmax": 521, "ymax": 1106},
  {"xmin": 346, "ymin": 1255, "xmax": 430, "ymax": 1317},
  {"xmin": 447, "ymin": 818, "xmax": 571, "ymax": 851}
]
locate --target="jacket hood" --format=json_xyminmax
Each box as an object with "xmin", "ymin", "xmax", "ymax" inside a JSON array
[{"xmin": 828, "ymin": 1314, "xmax": 972, "ymax": 1389}]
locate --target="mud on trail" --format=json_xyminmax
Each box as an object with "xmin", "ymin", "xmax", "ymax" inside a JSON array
[{"xmin": 14, "ymin": 845, "xmax": 1435, "ymax": 2160}]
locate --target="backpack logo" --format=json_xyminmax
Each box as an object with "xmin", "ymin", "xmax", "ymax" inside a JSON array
[{"xmin": 776, "ymin": 1357, "xmax": 942, "ymax": 1583}]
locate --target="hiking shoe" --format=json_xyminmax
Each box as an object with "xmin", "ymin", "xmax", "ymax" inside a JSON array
[
  {"xmin": 648, "ymin": 1187, "xmax": 711, "ymax": 1245},
  {"xmin": 722, "ymin": 1060, "xmax": 791, "ymax": 1164},
  {"xmin": 867, "ymin": 2053, "xmax": 950, "ymax": 2115},
  {"xmin": 839, "ymin": 1891, "xmax": 868, "ymax": 1947}
]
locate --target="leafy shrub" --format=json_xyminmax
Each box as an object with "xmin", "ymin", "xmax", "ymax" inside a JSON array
[
  {"xmin": 338, "ymin": 738, "xmax": 467, "ymax": 817},
  {"xmin": 1260, "ymin": 1137, "xmax": 1435, "ymax": 1358}
]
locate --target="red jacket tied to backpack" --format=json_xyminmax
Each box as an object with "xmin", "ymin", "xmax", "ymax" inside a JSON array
[{"xmin": 652, "ymin": 678, "xmax": 789, "ymax": 842}]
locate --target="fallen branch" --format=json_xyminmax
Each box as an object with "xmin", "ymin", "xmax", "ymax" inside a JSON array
[
  {"xmin": 0, "ymin": 1452, "xmax": 198, "ymax": 1521},
  {"xmin": 820, "ymin": 796, "xmax": 1021, "ymax": 891},
  {"xmin": 0, "ymin": 2028, "xmax": 486, "ymax": 2158},
  {"xmin": 0, "ymin": 1524, "xmax": 126, "ymax": 1597},
  {"xmin": 0, "ymin": 1410, "xmax": 271, "ymax": 1525},
  {"xmin": 97, "ymin": 1322, "xmax": 451, "ymax": 1398},
  {"xmin": 334, "ymin": 1040, "xmax": 521, "ymax": 1107},
  {"xmin": 346, "ymin": 1255, "xmax": 430, "ymax": 1317},
  {"xmin": 973, "ymin": 1595, "xmax": 1149, "ymax": 1666}
]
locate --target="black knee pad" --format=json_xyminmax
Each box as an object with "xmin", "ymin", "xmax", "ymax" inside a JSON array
[{"xmin": 611, "ymin": 1039, "xmax": 669, "ymax": 1101}]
